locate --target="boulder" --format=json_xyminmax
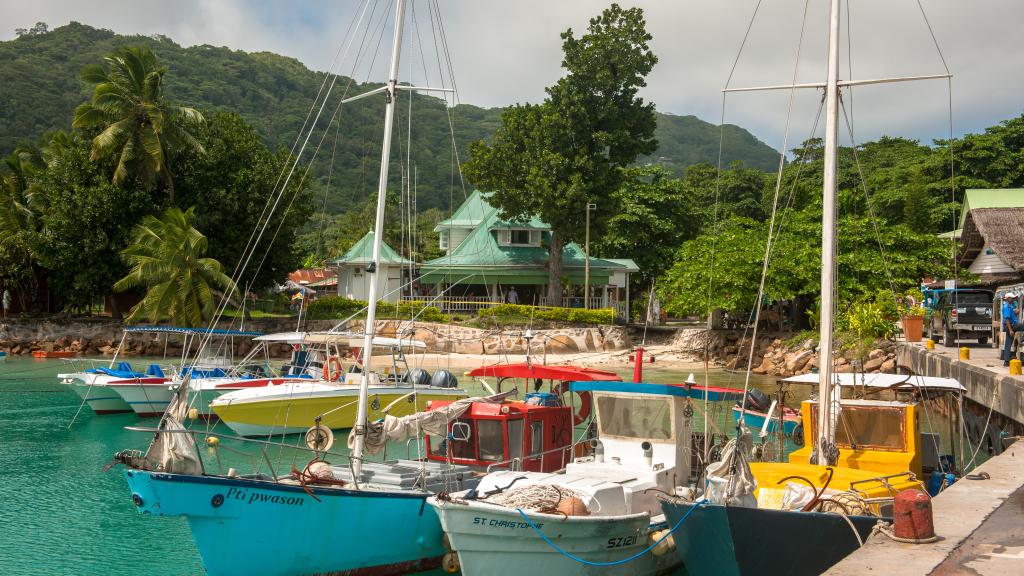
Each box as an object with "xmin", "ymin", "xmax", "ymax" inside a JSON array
[
  {"xmin": 547, "ymin": 335, "xmax": 579, "ymax": 354},
  {"xmin": 862, "ymin": 356, "xmax": 884, "ymax": 372},
  {"xmin": 868, "ymin": 348, "xmax": 885, "ymax": 360},
  {"xmin": 785, "ymin": 350, "xmax": 814, "ymax": 372},
  {"xmin": 880, "ymin": 358, "xmax": 896, "ymax": 373}
]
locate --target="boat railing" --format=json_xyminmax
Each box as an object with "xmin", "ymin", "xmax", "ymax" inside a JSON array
[
  {"xmin": 847, "ymin": 471, "xmax": 918, "ymax": 498},
  {"xmin": 484, "ymin": 444, "xmax": 575, "ymax": 473},
  {"xmin": 123, "ymin": 425, "xmax": 362, "ymax": 483}
]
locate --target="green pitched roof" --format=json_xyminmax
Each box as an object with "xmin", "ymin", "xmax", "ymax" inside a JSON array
[
  {"xmin": 434, "ymin": 189, "xmax": 493, "ymax": 230},
  {"xmin": 330, "ymin": 231, "xmax": 412, "ymax": 266},
  {"xmin": 959, "ymin": 189, "xmax": 1024, "ymax": 229}
]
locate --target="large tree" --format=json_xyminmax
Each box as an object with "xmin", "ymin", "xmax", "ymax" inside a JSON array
[
  {"xmin": 72, "ymin": 45, "xmax": 204, "ymax": 202},
  {"xmin": 463, "ymin": 3, "xmax": 658, "ymax": 302},
  {"xmin": 114, "ymin": 206, "xmax": 236, "ymax": 327}
]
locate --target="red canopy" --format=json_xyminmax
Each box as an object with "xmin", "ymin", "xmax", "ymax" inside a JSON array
[{"xmin": 467, "ymin": 363, "xmax": 622, "ymax": 382}]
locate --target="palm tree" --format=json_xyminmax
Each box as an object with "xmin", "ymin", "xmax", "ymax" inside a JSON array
[
  {"xmin": 0, "ymin": 146, "xmax": 46, "ymax": 310},
  {"xmin": 114, "ymin": 207, "xmax": 237, "ymax": 327},
  {"xmin": 72, "ymin": 45, "xmax": 204, "ymax": 203}
]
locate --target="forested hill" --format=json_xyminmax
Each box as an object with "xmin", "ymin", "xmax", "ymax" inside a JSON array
[{"xmin": 0, "ymin": 22, "xmax": 779, "ymax": 211}]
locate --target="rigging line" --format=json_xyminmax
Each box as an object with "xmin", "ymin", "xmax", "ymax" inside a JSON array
[
  {"xmin": 317, "ymin": 115, "xmax": 343, "ymax": 263},
  {"xmin": 838, "ymin": 96, "xmax": 899, "ymax": 297},
  {"xmin": 725, "ymin": 0, "xmax": 765, "ymax": 90},
  {"xmin": 914, "ymin": 0, "xmax": 951, "ymax": 75},
  {"xmin": 741, "ymin": 0, "xmax": 813, "ymax": 417},
  {"xmin": 427, "ymin": 0, "xmax": 469, "ymax": 197},
  {"xmin": 193, "ymin": 0, "xmax": 381, "ymax": 359},
  {"xmin": 845, "ymin": 0, "xmax": 853, "ymax": 126},
  {"xmin": 245, "ymin": 2, "xmax": 396, "ymax": 291}
]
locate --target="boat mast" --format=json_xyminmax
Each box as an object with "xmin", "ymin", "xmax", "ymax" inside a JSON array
[
  {"xmin": 352, "ymin": 0, "xmax": 408, "ymax": 476},
  {"xmin": 816, "ymin": 0, "xmax": 841, "ymax": 466}
]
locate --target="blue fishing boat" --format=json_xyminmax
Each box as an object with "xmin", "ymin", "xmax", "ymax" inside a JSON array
[
  {"xmin": 113, "ymin": 3, "xmax": 491, "ymax": 574},
  {"xmin": 0, "ymin": 350, "xmax": 6, "ymax": 362},
  {"xmin": 731, "ymin": 404, "xmax": 800, "ymax": 436}
]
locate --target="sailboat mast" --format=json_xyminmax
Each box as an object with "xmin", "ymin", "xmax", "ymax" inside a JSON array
[
  {"xmin": 352, "ymin": 0, "xmax": 408, "ymax": 475},
  {"xmin": 816, "ymin": 0, "xmax": 841, "ymax": 466}
]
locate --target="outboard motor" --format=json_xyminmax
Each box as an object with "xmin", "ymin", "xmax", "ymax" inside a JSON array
[
  {"xmin": 430, "ymin": 369, "xmax": 458, "ymax": 389},
  {"xmin": 406, "ymin": 368, "xmax": 432, "ymax": 386},
  {"xmin": 739, "ymin": 389, "xmax": 771, "ymax": 413}
]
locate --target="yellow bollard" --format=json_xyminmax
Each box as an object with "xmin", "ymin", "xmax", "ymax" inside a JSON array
[
  {"xmin": 926, "ymin": 339, "xmax": 935, "ymax": 350},
  {"xmin": 1010, "ymin": 359, "xmax": 1022, "ymax": 375},
  {"xmin": 959, "ymin": 347, "xmax": 970, "ymax": 360}
]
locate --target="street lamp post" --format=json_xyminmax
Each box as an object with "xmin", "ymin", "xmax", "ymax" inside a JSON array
[{"xmin": 584, "ymin": 203, "xmax": 597, "ymax": 309}]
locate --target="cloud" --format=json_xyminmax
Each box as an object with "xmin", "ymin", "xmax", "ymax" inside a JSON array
[{"xmin": 3, "ymin": 0, "xmax": 1022, "ymax": 149}]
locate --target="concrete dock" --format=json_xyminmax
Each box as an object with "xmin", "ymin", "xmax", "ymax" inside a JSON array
[
  {"xmin": 899, "ymin": 339, "xmax": 1024, "ymax": 429},
  {"xmin": 828, "ymin": 338, "xmax": 1024, "ymax": 575},
  {"xmin": 827, "ymin": 441, "xmax": 1023, "ymax": 576}
]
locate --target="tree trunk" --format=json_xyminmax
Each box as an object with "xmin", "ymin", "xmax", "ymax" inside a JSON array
[
  {"xmin": 164, "ymin": 167, "xmax": 175, "ymax": 205},
  {"xmin": 547, "ymin": 233, "xmax": 564, "ymax": 306}
]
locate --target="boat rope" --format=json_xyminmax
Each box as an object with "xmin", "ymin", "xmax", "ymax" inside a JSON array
[
  {"xmin": 515, "ymin": 499, "xmax": 708, "ymax": 567},
  {"xmin": 828, "ymin": 510, "xmax": 865, "ymax": 547},
  {"xmin": 871, "ymin": 520, "xmax": 939, "ymax": 544}
]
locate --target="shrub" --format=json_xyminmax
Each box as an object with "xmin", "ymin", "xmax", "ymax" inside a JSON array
[
  {"xmin": 478, "ymin": 304, "xmax": 615, "ymax": 325},
  {"xmin": 841, "ymin": 300, "xmax": 898, "ymax": 340},
  {"xmin": 308, "ymin": 296, "xmax": 448, "ymax": 322}
]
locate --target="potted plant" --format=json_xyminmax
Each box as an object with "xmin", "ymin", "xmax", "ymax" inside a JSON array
[{"xmin": 899, "ymin": 289, "xmax": 927, "ymax": 342}]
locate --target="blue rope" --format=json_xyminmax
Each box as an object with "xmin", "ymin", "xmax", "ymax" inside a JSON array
[{"xmin": 515, "ymin": 498, "xmax": 708, "ymax": 567}]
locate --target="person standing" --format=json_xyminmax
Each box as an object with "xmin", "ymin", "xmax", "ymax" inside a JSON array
[
  {"xmin": 1001, "ymin": 292, "xmax": 1021, "ymax": 366},
  {"xmin": 1, "ymin": 289, "xmax": 9, "ymax": 318},
  {"xmin": 507, "ymin": 286, "xmax": 519, "ymax": 305}
]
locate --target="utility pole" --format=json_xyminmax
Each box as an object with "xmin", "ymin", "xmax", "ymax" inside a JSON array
[{"xmin": 584, "ymin": 203, "xmax": 596, "ymax": 309}]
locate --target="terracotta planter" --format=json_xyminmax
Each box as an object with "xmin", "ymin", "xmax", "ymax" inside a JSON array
[{"xmin": 901, "ymin": 314, "xmax": 924, "ymax": 342}]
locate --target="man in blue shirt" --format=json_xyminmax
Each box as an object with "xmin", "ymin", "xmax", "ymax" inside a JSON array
[{"xmin": 1001, "ymin": 292, "xmax": 1021, "ymax": 366}]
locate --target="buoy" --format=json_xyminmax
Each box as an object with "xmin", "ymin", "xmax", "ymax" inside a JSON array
[
  {"xmin": 187, "ymin": 407, "xmax": 199, "ymax": 420},
  {"xmin": 442, "ymin": 552, "xmax": 460, "ymax": 574},
  {"xmin": 205, "ymin": 436, "xmax": 220, "ymax": 447},
  {"xmin": 925, "ymin": 339, "xmax": 935, "ymax": 350},
  {"xmin": 1010, "ymin": 358, "xmax": 1022, "ymax": 375},
  {"xmin": 556, "ymin": 496, "xmax": 590, "ymax": 517},
  {"xmin": 648, "ymin": 529, "xmax": 676, "ymax": 556},
  {"xmin": 893, "ymin": 489, "xmax": 935, "ymax": 541},
  {"xmin": 959, "ymin": 347, "xmax": 970, "ymax": 360}
]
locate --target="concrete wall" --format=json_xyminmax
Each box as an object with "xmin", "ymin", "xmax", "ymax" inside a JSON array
[{"xmin": 898, "ymin": 343, "xmax": 1024, "ymax": 425}]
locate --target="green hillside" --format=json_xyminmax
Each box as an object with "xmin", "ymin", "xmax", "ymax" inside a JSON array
[{"xmin": 0, "ymin": 22, "xmax": 778, "ymax": 212}]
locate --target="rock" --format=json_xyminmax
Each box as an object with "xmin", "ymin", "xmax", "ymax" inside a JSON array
[
  {"xmin": 785, "ymin": 350, "xmax": 814, "ymax": 372},
  {"xmin": 868, "ymin": 348, "xmax": 885, "ymax": 359},
  {"xmin": 862, "ymin": 356, "xmax": 884, "ymax": 372},
  {"xmin": 835, "ymin": 357, "xmax": 848, "ymax": 366},
  {"xmin": 881, "ymin": 358, "xmax": 896, "ymax": 373},
  {"xmin": 98, "ymin": 345, "xmax": 116, "ymax": 355},
  {"xmin": 834, "ymin": 363, "xmax": 854, "ymax": 373},
  {"xmin": 546, "ymin": 335, "xmax": 579, "ymax": 354}
]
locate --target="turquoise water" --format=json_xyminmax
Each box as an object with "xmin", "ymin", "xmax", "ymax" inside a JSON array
[{"xmin": 1, "ymin": 356, "xmax": 950, "ymax": 575}]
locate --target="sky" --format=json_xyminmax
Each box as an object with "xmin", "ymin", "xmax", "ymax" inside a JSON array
[{"xmin": 3, "ymin": 0, "xmax": 1022, "ymax": 154}]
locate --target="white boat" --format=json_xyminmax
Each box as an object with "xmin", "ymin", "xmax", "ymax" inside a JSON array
[
  {"xmin": 60, "ymin": 361, "xmax": 170, "ymax": 414},
  {"xmin": 428, "ymin": 381, "xmax": 696, "ymax": 575}
]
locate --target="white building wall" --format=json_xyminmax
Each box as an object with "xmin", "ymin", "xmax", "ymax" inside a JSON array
[
  {"xmin": 337, "ymin": 264, "xmax": 404, "ymax": 303},
  {"xmin": 968, "ymin": 243, "xmax": 1015, "ymax": 275}
]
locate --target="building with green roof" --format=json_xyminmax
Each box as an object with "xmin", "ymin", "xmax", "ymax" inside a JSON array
[
  {"xmin": 421, "ymin": 191, "xmax": 638, "ymax": 317},
  {"xmin": 329, "ymin": 231, "xmax": 413, "ymax": 303}
]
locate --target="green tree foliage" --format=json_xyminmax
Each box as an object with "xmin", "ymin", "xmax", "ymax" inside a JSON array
[
  {"xmin": 32, "ymin": 132, "xmax": 153, "ymax": 309},
  {"xmin": 0, "ymin": 147, "xmax": 45, "ymax": 308},
  {"xmin": 463, "ymin": 4, "xmax": 658, "ymax": 302},
  {"xmin": 0, "ymin": 22, "xmax": 778, "ymax": 214},
  {"xmin": 114, "ymin": 206, "xmax": 237, "ymax": 326},
  {"xmin": 593, "ymin": 165, "xmax": 690, "ymax": 285},
  {"xmin": 173, "ymin": 111, "xmax": 310, "ymax": 290},
  {"xmin": 72, "ymin": 45, "xmax": 204, "ymax": 201}
]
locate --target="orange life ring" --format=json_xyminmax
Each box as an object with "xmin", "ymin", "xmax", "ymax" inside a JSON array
[
  {"xmin": 322, "ymin": 357, "xmax": 343, "ymax": 382},
  {"xmin": 552, "ymin": 383, "xmax": 592, "ymax": 425}
]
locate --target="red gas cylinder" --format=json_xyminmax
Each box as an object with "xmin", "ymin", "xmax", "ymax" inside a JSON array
[{"xmin": 893, "ymin": 489, "xmax": 935, "ymax": 540}]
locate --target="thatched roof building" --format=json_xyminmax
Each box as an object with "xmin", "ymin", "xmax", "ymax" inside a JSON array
[{"xmin": 959, "ymin": 207, "xmax": 1024, "ymax": 286}]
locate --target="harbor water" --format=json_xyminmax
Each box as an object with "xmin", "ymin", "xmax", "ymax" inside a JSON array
[{"xmin": 0, "ymin": 355, "xmax": 958, "ymax": 575}]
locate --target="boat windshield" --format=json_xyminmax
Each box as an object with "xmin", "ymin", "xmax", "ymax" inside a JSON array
[
  {"xmin": 596, "ymin": 394, "xmax": 673, "ymax": 441},
  {"xmin": 812, "ymin": 404, "xmax": 906, "ymax": 451}
]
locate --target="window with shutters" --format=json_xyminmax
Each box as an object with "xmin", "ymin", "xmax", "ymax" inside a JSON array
[{"xmin": 439, "ymin": 231, "xmax": 448, "ymax": 251}]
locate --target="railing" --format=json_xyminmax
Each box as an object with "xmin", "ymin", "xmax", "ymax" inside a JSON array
[
  {"xmin": 538, "ymin": 296, "xmax": 612, "ymax": 311},
  {"xmin": 400, "ymin": 295, "xmax": 501, "ymax": 312}
]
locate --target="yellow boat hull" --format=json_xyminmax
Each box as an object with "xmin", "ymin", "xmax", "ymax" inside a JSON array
[{"xmin": 211, "ymin": 387, "xmax": 467, "ymax": 436}]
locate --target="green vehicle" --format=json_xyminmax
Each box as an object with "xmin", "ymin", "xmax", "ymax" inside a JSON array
[{"xmin": 928, "ymin": 289, "xmax": 994, "ymax": 347}]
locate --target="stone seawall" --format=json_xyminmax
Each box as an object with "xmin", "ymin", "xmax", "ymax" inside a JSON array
[{"xmin": 0, "ymin": 318, "xmax": 629, "ymax": 357}]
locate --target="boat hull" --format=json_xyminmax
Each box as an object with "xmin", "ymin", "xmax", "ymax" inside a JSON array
[
  {"xmin": 661, "ymin": 500, "xmax": 877, "ymax": 576},
  {"xmin": 124, "ymin": 470, "xmax": 447, "ymax": 576},
  {"xmin": 212, "ymin": 388, "xmax": 467, "ymax": 436},
  {"xmin": 731, "ymin": 405, "xmax": 799, "ymax": 435},
  {"xmin": 108, "ymin": 379, "xmax": 174, "ymax": 417},
  {"xmin": 430, "ymin": 499, "xmax": 678, "ymax": 576},
  {"xmin": 63, "ymin": 376, "xmax": 133, "ymax": 414}
]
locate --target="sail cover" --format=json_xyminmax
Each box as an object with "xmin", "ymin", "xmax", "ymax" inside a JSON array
[
  {"xmin": 705, "ymin": 428, "xmax": 757, "ymax": 507},
  {"xmin": 140, "ymin": 374, "xmax": 202, "ymax": 475},
  {"xmin": 353, "ymin": 391, "xmax": 516, "ymax": 455}
]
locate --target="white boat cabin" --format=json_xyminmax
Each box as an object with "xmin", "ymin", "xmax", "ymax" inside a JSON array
[{"xmin": 471, "ymin": 382, "xmax": 694, "ymax": 517}]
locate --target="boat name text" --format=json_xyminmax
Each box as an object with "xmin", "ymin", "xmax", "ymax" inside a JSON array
[
  {"xmin": 225, "ymin": 487, "xmax": 305, "ymax": 506},
  {"xmin": 472, "ymin": 516, "xmax": 543, "ymax": 530}
]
